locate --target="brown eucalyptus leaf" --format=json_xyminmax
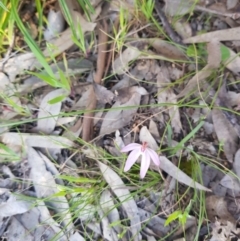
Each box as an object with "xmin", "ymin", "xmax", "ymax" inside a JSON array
[
  {"xmin": 212, "ymin": 109, "xmax": 238, "ymax": 163},
  {"xmin": 184, "ymin": 27, "xmax": 240, "ymax": 43},
  {"xmin": 150, "ymin": 39, "xmax": 188, "ymax": 60},
  {"xmin": 205, "ymin": 196, "xmax": 235, "ymax": 224}
]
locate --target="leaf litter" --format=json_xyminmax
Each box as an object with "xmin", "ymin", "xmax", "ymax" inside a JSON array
[{"xmin": 2, "ymin": 0, "xmax": 240, "ymax": 240}]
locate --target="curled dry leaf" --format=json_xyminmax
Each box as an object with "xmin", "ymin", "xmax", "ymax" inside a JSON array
[
  {"xmin": 212, "ymin": 109, "xmax": 238, "ymax": 163},
  {"xmin": 93, "ymin": 83, "xmax": 115, "ymax": 104},
  {"xmin": 149, "ymin": 120, "xmax": 160, "ymax": 140}
]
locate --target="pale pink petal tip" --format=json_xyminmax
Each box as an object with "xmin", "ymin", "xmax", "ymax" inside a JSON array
[
  {"xmin": 140, "ymin": 151, "xmax": 150, "ymax": 179},
  {"xmin": 148, "ymin": 149, "xmax": 160, "ymax": 166},
  {"xmin": 120, "ymin": 143, "xmax": 141, "ymax": 153},
  {"xmin": 124, "ymin": 149, "xmax": 141, "ymax": 172}
]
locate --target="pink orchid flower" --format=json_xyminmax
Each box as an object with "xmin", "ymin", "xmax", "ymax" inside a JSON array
[{"xmin": 121, "ymin": 142, "xmax": 160, "ymax": 179}]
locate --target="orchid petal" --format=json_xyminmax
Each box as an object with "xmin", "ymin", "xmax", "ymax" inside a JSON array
[
  {"xmin": 121, "ymin": 143, "xmax": 141, "ymax": 153},
  {"xmin": 124, "ymin": 149, "xmax": 141, "ymax": 172},
  {"xmin": 147, "ymin": 148, "xmax": 160, "ymax": 166},
  {"xmin": 140, "ymin": 151, "xmax": 151, "ymax": 179}
]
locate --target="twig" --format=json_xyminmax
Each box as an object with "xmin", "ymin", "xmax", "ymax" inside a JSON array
[
  {"xmin": 82, "ymin": 19, "xmax": 108, "ymax": 141},
  {"xmin": 154, "ymin": 0, "xmax": 182, "ymax": 44}
]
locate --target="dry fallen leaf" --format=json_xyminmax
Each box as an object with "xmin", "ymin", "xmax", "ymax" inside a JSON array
[
  {"xmin": 139, "ymin": 126, "xmax": 158, "ymax": 150},
  {"xmin": 36, "ymin": 88, "xmax": 68, "ymax": 134},
  {"xmin": 184, "ymin": 27, "xmax": 240, "ymax": 43},
  {"xmin": 205, "ymin": 195, "xmax": 235, "ymax": 224},
  {"xmin": 113, "ymin": 46, "xmax": 142, "ymax": 75},
  {"xmin": 44, "ymin": 9, "xmax": 65, "ymax": 41},
  {"xmin": 28, "ymin": 147, "xmax": 74, "ymax": 232},
  {"xmin": 151, "ymin": 156, "xmax": 211, "ymax": 191},
  {"xmin": 150, "ymin": 39, "xmax": 188, "ymax": 61},
  {"xmin": 156, "ymin": 66, "xmax": 182, "ymax": 133},
  {"xmin": 212, "ymin": 109, "xmax": 238, "ymax": 163},
  {"xmin": 164, "ymin": 0, "xmax": 195, "ymax": 16},
  {"xmin": 98, "ymin": 161, "xmax": 141, "ymax": 241},
  {"xmin": 178, "ymin": 40, "xmax": 221, "ymax": 98},
  {"xmin": 99, "ymin": 86, "xmax": 148, "ymax": 135},
  {"xmin": 1, "ymin": 133, "xmax": 74, "ymax": 149},
  {"xmin": 100, "ymin": 189, "xmax": 122, "ymax": 235}
]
